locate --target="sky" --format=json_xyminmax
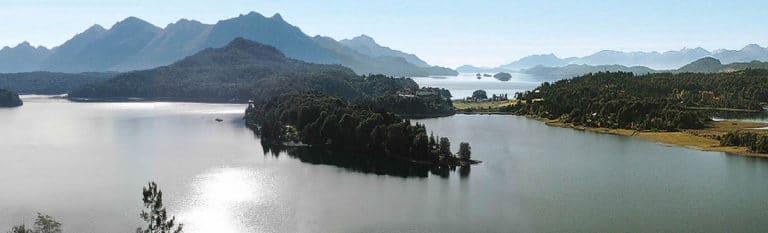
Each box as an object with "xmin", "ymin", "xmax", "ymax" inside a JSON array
[{"xmin": 2, "ymin": 0, "xmax": 768, "ymax": 68}]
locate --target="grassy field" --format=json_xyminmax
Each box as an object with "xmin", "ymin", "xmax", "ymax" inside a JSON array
[{"xmin": 453, "ymin": 100, "xmax": 519, "ymax": 111}]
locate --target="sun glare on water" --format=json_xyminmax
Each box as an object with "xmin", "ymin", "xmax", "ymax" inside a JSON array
[{"xmin": 178, "ymin": 167, "xmax": 275, "ymax": 233}]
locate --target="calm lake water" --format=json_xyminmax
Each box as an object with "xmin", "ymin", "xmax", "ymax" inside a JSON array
[
  {"xmin": 3, "ymin": 96, "xmax": 768, "ymax": 232},
  {"xmin": 412, "ymin": 73, "xmax": 539, "ymax": 99}
]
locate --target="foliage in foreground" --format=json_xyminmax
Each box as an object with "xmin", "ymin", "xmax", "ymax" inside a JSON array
[
  {"xmin": 6, "ymin": 182, "xmax": 182, "ymax": 233},
  {"xmin": 137, "ymin": 182, "xmax": 183, "ymax": 233},
  {"xmin": 6, "ymin": 213, "xmax": 61, "ymax": 233}
]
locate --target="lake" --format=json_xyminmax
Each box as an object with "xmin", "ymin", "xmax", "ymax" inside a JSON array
[
  {"xmin": 2, "ymin": 96, "xmax": 768, "ymax": 232},
  {"xmin": 412, "ymin": 73, "xmax": 540, "ymax": 100}
]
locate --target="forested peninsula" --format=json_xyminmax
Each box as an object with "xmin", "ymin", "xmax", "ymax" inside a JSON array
[{"xmin": 459, "ymin": 70, "xmax": 768, "ymax": 156}]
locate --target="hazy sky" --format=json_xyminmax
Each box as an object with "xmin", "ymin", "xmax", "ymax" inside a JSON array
[{"xmin": 2, "ymin": 0, "xmax": 767, "ymax": 67}]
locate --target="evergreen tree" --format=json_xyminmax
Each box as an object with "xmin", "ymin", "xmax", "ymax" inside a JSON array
[
  {"xmin": 136, "ymin": 182, "xmax": 183, "ymax": 233},
  {"xmin": 472, "ymin": 89, "xmax": 488, "ymax": 100},
  {"xmin": 458, "ymin": 142, "xmax": 472, "ymax": 160},
  {"xmin": 8, "ymin": 225, "xmax": 32, "ymax": 233},
  {"xmin": 33, "ymin": 213, "xmax": 61, "ymax": 233},
  {"xmin": 439, "ymin": 137, "xmax": 452, "ymax": 157}
]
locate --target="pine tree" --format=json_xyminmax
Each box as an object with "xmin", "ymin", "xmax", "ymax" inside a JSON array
[
  {"xmin": 136, "ymin": 182, "xmax": 183, "ymax": 233},
  {"xmin": 458, "ymin": 142, "xmax": 472, "ymax": 160}
]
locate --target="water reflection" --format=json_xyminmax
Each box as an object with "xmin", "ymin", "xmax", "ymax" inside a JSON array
[
  {"xmin": 179, "ymin": 167, "xmax": 272, "ymax": 233},
  {"xmin": 261, "ymin": 142, "xmax": 470, "ymax": 178}
]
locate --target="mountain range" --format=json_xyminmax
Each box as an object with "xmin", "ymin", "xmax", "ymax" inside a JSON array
[
  {"xmin": 458, "ymin": 44, "xmax": 768, "ymax": 72},
  {"xmin": 519, "ymin": 56, "xmax": 768, "ymax": 82},
  {"xmin": 676, "ymin": 57, "xmax": 768, "ymax": 73},
  {"xmin": 68, "ymin": 37, "xmax": 360, "ymax": 102},
  {"xmin": 68, "ymin": 36, "xmax": 449, "ymax": 116},
  {"xmin": 0, "ymin": 12, "xmax": 455, "ymax": 77}
]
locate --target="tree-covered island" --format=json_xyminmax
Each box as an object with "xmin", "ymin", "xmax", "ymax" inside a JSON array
[{"xmin": 245, "ymin": 93, "xmax": 478, "ymax": 166}]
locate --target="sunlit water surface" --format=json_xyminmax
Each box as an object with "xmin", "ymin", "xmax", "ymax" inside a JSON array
[{"xmin": 2, "ymin": 97, "xmax": 768, "ymax": 232}]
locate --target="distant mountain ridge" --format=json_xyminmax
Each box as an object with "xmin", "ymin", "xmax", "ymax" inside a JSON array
[
  {"xmin": 458, "ymin": 44, "xmax": 768, "ymax": 72},
  {"xmin": 498, "ymin": 54, "xmax": 576, "ymax": 70},
  {"xmin": 0, "ymin": 42, "xmax": 52, "ymax": 73},
  {"xmin": 338, "ymin": 35, "xmax": 457, "ymax": 76},
  {"xmin": 522, "ymin": 64, "xmax": 656, "ymax": 81},
  {"xmin": 520, "ymin": 56, "xmax": 768, "ymax": 82},
  {"xmin": 676, "ymin": 57, "xmax": 768, "ymax": 74},
  {"xmin": 0, "ymin": 12, "xmax": 454, "ymax": 77},
  {"xmin": 340, "ymin": 35, "xmax": 430, "ymax": 67}
]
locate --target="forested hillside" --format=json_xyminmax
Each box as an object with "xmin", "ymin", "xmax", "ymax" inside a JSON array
[
  {"xmin": 512, "ymin": 70, "xmax": 768, "ymax": 131},
  {"xmin": 0, "ymin": 72, "xmax": 115, "ymax": 94}
]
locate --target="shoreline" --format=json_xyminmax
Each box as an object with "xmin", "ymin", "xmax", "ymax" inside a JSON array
[
  {"xmin": 535, "ymin": 117, "xmax": 768, "ymax": 158},
  {"xmin": 451, "ymin": 99, "xmax": 768, "ymax": 158},
  {"xmin": 66, "ymin": 96, "xmax": 247, "ymax": 104}
]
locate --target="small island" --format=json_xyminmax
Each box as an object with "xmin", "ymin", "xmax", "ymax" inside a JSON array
[
  {"xmin": 0, "ymin": 89, "xmax": 23, "ymax": 107},
  {"xmin": 245, "ymin": 93, "xmax": 480, "ymax": 167},
  {"xmin": 493, "ymin": 72, "xmax": 512, "ymax": 81}
]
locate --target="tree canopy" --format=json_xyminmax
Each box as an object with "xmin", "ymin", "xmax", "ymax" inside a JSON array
[
  {"xmin": 511, "ymin": 70, "xmax": 768, "ymax": 131},
  {"xmin": 0, "ymin": 89, "xmax": 23, "ymax": 107},
  {"xmin": 245, "ymin": 93, "xmax": 474, "ymax": 166},
  {"xmin": 472, "ymin": 90, "xmax": 488, "ymax": 100}
]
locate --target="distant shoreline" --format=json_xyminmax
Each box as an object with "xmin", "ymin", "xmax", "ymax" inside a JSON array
[{"xmin": 65, "ymin": 96, "xmax": 248, "ymax": 104}]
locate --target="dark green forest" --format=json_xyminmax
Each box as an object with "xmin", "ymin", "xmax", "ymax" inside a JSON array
[
  {"xmin": 511, "ymin": 70, "xmax": 768, "ymax": 131},
  {"xmin": 245, "ymin": 93, "xmax": 475, "ymax": 166},
  {"xmin": 720, "ymin": 131, "xmax": 768, "ymax": 153},
  {"xmin": 0, "ymin": 89, "xmax": 23, "ymax": 107},
  {"xmin": 0, "ymin": 72, "xmax": 115, "ymax": 94}
]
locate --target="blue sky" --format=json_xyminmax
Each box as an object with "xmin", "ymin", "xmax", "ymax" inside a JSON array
[{"xmin": 2, "ymin": 0, "xmax": 767, "ymax": 67}]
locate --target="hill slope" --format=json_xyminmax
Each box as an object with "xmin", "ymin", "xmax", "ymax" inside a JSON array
[{"xmin": 675, "ymin": 57, "xmax": 768, "ymax": 73}]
